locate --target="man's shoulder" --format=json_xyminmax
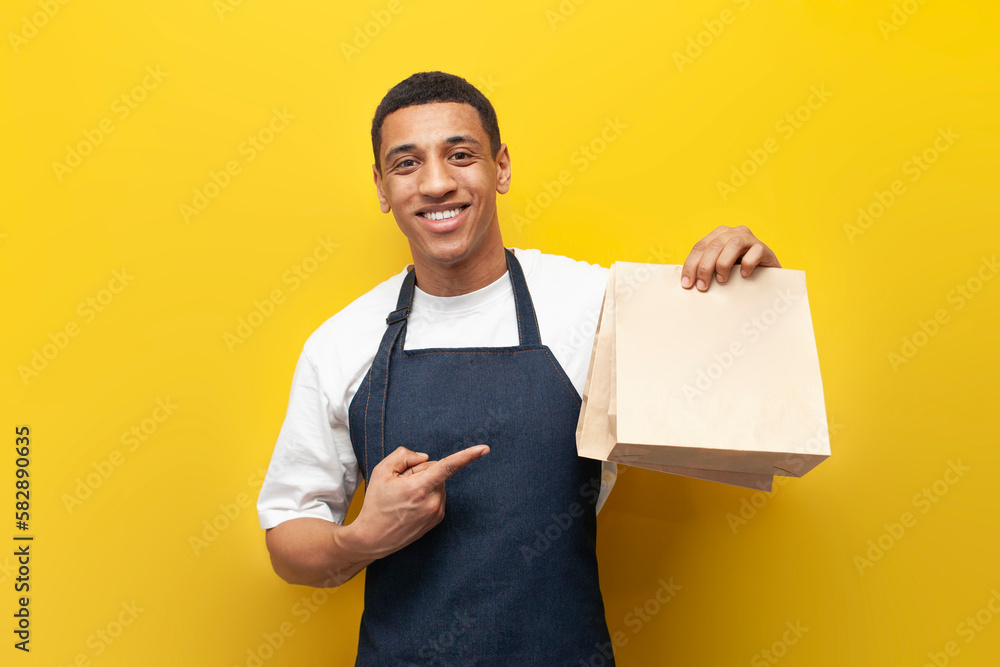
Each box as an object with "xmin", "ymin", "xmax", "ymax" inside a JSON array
[
  {"xmin": 514, "ymin": 248, "xmax": 609, "ymax": 311},
  {"xmin": 300, "ymin": 268, "xmax": 407, "ymax": 358},
  {"xmin": 514, "ymin": 247, "xmax": 609, "ymax": 287},
  {"xmin": 513, "ymin": 247, "xmax": 609, "ymax": 338}
]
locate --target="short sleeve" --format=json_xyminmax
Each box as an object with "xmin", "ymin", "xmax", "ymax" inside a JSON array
[{"xmin": 256, "ymin": 348, "xmax": 360, "ymax": 529}]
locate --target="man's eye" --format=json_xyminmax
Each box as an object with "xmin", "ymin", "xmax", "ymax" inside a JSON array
[
  {"xmin": 451, "ymin": 152, "xmax": 471, "ymax": 160},
  {"xmin": 397, "ymin": 159, "xmax": 416, "ymax": 169}
]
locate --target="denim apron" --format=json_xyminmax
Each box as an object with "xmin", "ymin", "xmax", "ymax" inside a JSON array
[{"xmin": 348, "ymin": 249, "xmax": 613, "ymax": 666}]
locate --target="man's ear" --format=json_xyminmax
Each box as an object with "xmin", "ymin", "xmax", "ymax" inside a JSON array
[
  {"xmin": 495, "ymin": 143, "xmax": 511, "ymax": 195},
  {"xmin": 373, "ymin": 164, "xmax": 391, "ymax": 213}
]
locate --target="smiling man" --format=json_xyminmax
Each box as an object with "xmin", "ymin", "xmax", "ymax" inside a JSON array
[{"xmin": 257, "ymin": 71, "xmax": 780, "ymax": 665}]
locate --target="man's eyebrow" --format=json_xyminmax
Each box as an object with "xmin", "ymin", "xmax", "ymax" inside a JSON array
[
  {"xmin": 444, "ymin": 134, "xmax": 482, "ymax": 148},
  {"xmin": 384, "ymin": 143, "xmax": 418, "ymax": 163}
]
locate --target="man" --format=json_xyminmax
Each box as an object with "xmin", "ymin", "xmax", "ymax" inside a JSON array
[{"xmin": 258, "ymin": 71, "xmax": 780, "ymax": 664}]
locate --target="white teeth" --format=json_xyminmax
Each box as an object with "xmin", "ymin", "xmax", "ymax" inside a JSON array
[{"xmin": 422, "ymin": 207, "xmax": 463, "ymax": 221}]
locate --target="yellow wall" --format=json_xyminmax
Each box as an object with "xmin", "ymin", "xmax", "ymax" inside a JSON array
[{"xmin": 3, "ymin": 1, "xmax": 998, "ymax": 664}]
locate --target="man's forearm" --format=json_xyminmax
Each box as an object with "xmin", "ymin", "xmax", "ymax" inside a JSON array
[
  {"xmin": 264, "ymin": 446, "xmax": 489, "ymax": 587},
  {"xmin": 265, "ymin": 517, "xmax": 380, "ymax": 588}
]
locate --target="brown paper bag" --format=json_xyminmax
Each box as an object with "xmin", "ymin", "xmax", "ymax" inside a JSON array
[{"xmin": 576, "ymin": 262, "xmax": 830, "ymax": 490}]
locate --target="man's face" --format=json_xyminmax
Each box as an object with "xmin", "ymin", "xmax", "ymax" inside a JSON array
[{"xmin": 373, "ymin": 102, "xmax": 510, "ymax": 274}]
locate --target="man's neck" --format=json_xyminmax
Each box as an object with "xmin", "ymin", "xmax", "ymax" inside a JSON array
[{"xmin": 410, "ymin": 241, "xmax": 509, "ymax": 297}]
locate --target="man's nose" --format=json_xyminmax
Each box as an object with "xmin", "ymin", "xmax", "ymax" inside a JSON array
[{"xmin": 418, "ymin": 157, "xmax": 457, "ymax": 198}]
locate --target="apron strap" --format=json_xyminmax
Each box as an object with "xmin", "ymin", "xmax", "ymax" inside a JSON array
[
  {"xmin": 504, "ymin": 248, "xmax": 541, "ymax": 346},
  {"xmin": 366, "ymin": 306, "xmax": 407, "ymax": 468},
  {"xmin": 386, "ymin": 262, "xmax": 418, "ymax": 326}
]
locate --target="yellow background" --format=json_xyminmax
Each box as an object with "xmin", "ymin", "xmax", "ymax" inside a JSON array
[{"xmin": 3, "ymin": 0, "xmax": 999, "ymax": 664}]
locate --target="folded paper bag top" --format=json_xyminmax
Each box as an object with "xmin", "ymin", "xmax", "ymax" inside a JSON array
[{"xmin": 576, "ymin": 262, "xmax": 830, "ymax": 490}]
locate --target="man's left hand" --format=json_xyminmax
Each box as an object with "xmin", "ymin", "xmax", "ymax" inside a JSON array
[{"xmin": 681, "ymin": 225, "xmax": 781, "ymax": 292}]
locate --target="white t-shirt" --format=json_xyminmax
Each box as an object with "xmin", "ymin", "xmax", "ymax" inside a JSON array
[{"xmin": 256, "ymin": 247, "xmax": 617, "ymax": 530}]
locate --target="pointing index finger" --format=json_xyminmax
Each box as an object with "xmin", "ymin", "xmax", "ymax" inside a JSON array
[{"xmin": 419, "ymin": 445, "xmax": 490, "ymax": 489}]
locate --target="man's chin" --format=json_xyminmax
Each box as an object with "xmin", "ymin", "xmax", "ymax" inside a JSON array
[
  {"xmin": 409, "ymin": 230, "xmax": 503, "ymax": 273},
  {"xmin": 413, "ymin": 241, "xmax": 476, "ymax": 268},
  {"xmin": 421, "ymin": 250, "xmax": 473, "ymax": 269}
]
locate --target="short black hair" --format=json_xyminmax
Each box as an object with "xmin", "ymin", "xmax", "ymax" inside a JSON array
[{"xmin": 371, "ymin": 71, "xmax": 501, "ymax": 174}]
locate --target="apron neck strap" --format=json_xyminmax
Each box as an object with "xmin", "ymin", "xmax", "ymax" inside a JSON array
[
  {"xmin": 505, "ymin": 247, "xmax": 542, "ymax": 346},
  {"xmin": 386, "ymin": 248, "xmax": 542, "ymax": 348}
]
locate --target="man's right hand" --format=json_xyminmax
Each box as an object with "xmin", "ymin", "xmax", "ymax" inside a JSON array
[
  {"xmin": 264, "ymin": 444, "xmax": 489, "ymax": 588},
  {"xmin": 350, "ymin": 445, "xmax": 490, "ymax": 559}
]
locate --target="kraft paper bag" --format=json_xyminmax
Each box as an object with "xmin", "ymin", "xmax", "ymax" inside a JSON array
[{"xmin": 576, "ymin": 262, "xmax": 830, "ymax": 490}]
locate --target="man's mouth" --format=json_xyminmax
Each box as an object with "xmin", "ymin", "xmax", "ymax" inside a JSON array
[{"xmin": 418, "ymin": 205, "xmax": 469, "ymax": 221}]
